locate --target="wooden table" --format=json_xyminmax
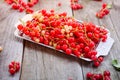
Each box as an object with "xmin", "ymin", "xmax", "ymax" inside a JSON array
[{"xmin": 0, "ymin": 0, "xmax": 120, "ymax": 80}]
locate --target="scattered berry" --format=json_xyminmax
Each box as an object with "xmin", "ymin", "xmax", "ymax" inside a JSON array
[
  {"xmin": 5, "ymin": 0, "xmax": 39, "ymax": 13},
  {"xmin": 70, "ymin": 0, "xmax": 83, "ymax": 10},
  {"xmin": 93, "ymin": 56, "xmax": 104, "ymax": 67},
  {"xmin": 8, "ymin": 61, "xmax": 20, "ymax": 75},
  {"xmin": 96, "ymin": 3, "xmax": 111, "ymax": 19},
  {"xmin": 86, "ymin": 70, "xmax": 111, "ymax": 80},
  {"xmin": 57, "ymin": 2, "xmax": 62, "ymax": 7}
]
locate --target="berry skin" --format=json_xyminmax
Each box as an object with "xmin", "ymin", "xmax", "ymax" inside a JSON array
[
  {"xmin": 84, "ymin": 46, "xmax": 90, "ymax": 53},
  {"xmin": 93, "ymin": 61, "xmax": 100, "ymax": 67},
  {"xmin": 9, "ymin": 63, "xmax": 14, "ymax": 69},
  {"xmin": 26, "ymin": 8, "xmax": 34, "ymax": 14},
  {"xmin": 17, "ymin": 24, "xmax": 23, "ymax": 30},
  {"xmin": 89, "ymin": 41, "xmax": 95, "ymax": 48},
  {"xmin": 86, "ymin": 72, "xmax": 92, "ymax": 78},
  {"xmin": 12, "ymin": 3, "xmax": 20, "ymax": 10},
  {"xmin": 58, "ymin": 2, "xmax": 62, "ymax": 7},
  {"xmin": 9, "ymin": 68, "xmax": 16, "ymax": 75},
  {"xmin": 102, "ymin": 3, "xmax": 107, "ymax": 9},
  {"xmin": 19, "ymin": 7, "xmax": 24, "ymax": 12},
  {"xmin": 91, "ymin": 55, "xmax": 97, "ymax": 61},
  {"xmin": 104, "ymin": 70, "xmax": 111, "ymax": 76},
  {"xmin": 65, "ymin": 48, "xmax": 72, "ymax": 55},
  {"xmin": 98, "ymin": 56, "xmax": 104, "ymax": 62}
]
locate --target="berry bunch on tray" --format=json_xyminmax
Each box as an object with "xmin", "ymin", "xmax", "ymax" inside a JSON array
[{"xmin": 16, "ymin": 10, "xmax": 108, "ymax": 60}]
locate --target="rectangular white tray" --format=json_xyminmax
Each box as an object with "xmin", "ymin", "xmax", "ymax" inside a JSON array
[{"xmin": 14, "ymin": 14, "xmax": 114, "ymax": 61}]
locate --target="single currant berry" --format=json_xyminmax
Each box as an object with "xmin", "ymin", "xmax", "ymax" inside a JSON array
[
  {"xmin": 98, "ymin": 73, "xmax": 103, "ymax": 79},
  {"xmin": 98, "ymin": 56, "xmax": 104, "ymax": 62},
  {"xmin": 91, "ymin": 55, "xmax": 97, "ymax": 61},
  {"xmin": 87, "ymin": 32, "xmax": 93, "ymax": 38},
  {"xmin": 27, "ymin": 2, "xmax": 34, "ymax": 7},
  {"xmin": 61, "ymin": 44, "xmax": 68, "ymax": 51},
  {"xmin": 93, "ymin": 61, "xmax": 100, "ymax": 67},
  {"xmin": 84, "ymin": 46, "xmax": 90, "ymax": 53},
  {"xmin": 26, "ymin": 8, "xmax": 34, "ymax": 14},
  {"xmin": 86, "ymin": 72, "xmax": 93, "ymax": 79},
  {"xmin": 9, "ymin": 63, "xmax": 14, "ymax": 69},
  {"xmin": 104, "ymin": 70, "xmax": 111, "ymax": 76},
  {"xmin": 19, "ymin": 7, "xmax": 24, "ymax": 12},
  {"xmin": 56, "ymin": 45, "xmax": 61, "ymax": 50},
  {"xmin": 89, "ymin": 41, "xmax": 95, "ymax": 48},
  {"xmin": 17, "ymin": 24, "xmax": 23, "ymax": 31},
  {"xmin": 102, "ymin": 3, "xmax": 107, "ymax": 9},
  {"xmin": 94, "ymin": 74, "xmax": 100, "ymax": 80},
  {"xmin": 104, "ymin": 76, "xmax": 111, "ymax": 80},
  {"xmin": 12, "ymin": 3, "xmax": 20, "ymax": 10},
  {"xmin": 65, "ymin": 48, "xmax": 72, "ymax": 55},
  {"xmin": 9, "ymin": 68, "xmax": 15, "ymax": 75},
  {"xmin": 15, "ymin": 64, "xmax": 20, "ymax": 72},
  {"xmin": 58, "ymin": 2, "xmax": 62, "ymax": 7}
]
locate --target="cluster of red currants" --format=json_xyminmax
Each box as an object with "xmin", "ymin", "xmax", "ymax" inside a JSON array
[
  {"xmin": 8, "ymin": 61, "xmax": 20, "ymax": 75},
  {"xmin": 5, "ymin": 0, "xmax": 39, "ymax": 13},
  {"xmin": 17, "ymin": 10, "xmax": 108, "ymax": 59},
  {"xmin": 86, "ymin": 70, "xmax": 111, "ymax": 80},
  {"xmin": 94, "ymin": 0, "xmax": 102, "ymax": 1},
  {"xmin": 96, "ymin": 3, "xmax": 110, "ymax": 19},
  {"xmin": 93, "ymin": 56, "xmax": 104, "ymax": 67},
  {"xmin": 70, "ymin": 0, "xmax": 83, "ymax": 10}
]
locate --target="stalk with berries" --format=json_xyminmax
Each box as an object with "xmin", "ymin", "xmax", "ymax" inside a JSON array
[
  {"xmin": 4, "ymin": 0, "xmax": 39, "ymax": 13},
  {"xmin": 96, "ymin": 3, "xmax": 112, "ymax": 19}
]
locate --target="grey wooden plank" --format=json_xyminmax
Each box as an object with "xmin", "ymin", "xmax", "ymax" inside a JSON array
[
  {"xmin": 20, "ymin": 0, "xmax": 83, "ymax": 80},
  {"xmin": 0, "ymin": 3, "xmax": 24, "ymax": 80},
  {"xmin": 73, "ymin": 0, "xmax": 120, "ymax": 80}
]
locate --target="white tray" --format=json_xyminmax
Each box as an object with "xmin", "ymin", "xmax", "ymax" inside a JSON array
[{"xmin": 14, "ymin": 14, "xmax": 114, "ymax": 61}]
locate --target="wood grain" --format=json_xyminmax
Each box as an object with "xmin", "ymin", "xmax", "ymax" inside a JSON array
[
  {"xmin": 0, "ymin": 3, "xmax": 24, "ymax": 80},
  {"xmin": 0, "ymin": 0, "xmax": 120, "ymax": 80}
]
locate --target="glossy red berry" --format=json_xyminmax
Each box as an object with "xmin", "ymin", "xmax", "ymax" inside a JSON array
[
  {"xmin": 86, "ymin": 72, "xmax": 92, "ymax": 78},
  {"xmin": 104, "ymin": 70, "xmax": 111, "ymax": 76},
  {"xmin": 102, "ymin": 3, "xmax": 107, "ymax": 9},
  {"xmin": 9, "ymin": 68, "xmax": 15, "ymax": 75},
  {"xmin": 58, "ymin": 2, "xmax": 61, "ymax": 6},
  {"xmin": 94, "ymin": 61, "xmax": 100, "ymax": 67},
  {"xmin": 98, "ymin": 56, "xmax": 104, "ymax": 62},
  {"xmin": 65, "ymin": 48, "xmax": 72, "ymax": 55}
]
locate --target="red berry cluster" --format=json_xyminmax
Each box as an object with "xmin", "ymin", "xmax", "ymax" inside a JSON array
[
  {"xmin": 70, "ymin": 0, "xmax": 83, "ymax": 10},
  {"xmin": 86, "ymin": 70, "xmax": 111, "ymax": 80},
  {"xmin": 94, "ymin": 0, "xmax": 102, "ymax": 1},
  {"xmin": 17, "ymin": 10, "xmax": 108, "ymax": 59},
  {"xmin": 96, "ymin": 3, "xmax": 110, "ymax": 19},
  {"xmin": 8, "ymin": 61, "xmax": 20, "ymax": 75},
  {"xmin": 5, "ymin": 0, "xmax": 39, "ymax": 13},
  {"xmin": 93, "ymin": 56, "xmax": 104, "ymax": 67}
]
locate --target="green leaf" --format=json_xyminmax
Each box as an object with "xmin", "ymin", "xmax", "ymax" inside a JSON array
[
  {"xmin": 112, "ymin": 59, "xmax": 120, "ymax": 71},
  {"xmin": 107, "ymin": 4, "xmax": 112, "ymax": 9},
  {"xmin": 19, "ymin": 19, "xmax": 25, "ymax": 26}
]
